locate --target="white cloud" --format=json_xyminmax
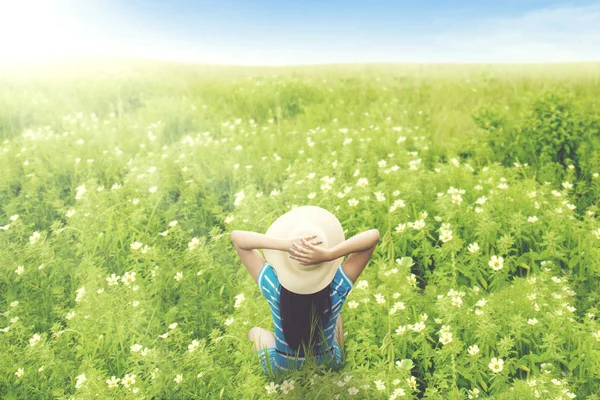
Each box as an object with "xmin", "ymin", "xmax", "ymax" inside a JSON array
[{"xmin": 431, "ymin": 4, "xmax": 600, "ymax": 62}]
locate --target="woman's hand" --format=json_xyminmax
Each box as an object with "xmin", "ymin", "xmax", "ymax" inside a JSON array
[{"xmin": 287, "ymin": 236, "xmax": 332, "ymax": 266}]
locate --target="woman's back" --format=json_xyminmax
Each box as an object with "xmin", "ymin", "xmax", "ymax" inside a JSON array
[{"xmin": 257, "ymin": 261, "xmax": 354, "ymax": 369}]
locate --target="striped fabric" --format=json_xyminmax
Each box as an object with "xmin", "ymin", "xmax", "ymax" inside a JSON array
[{"xmin": 256, "ymin": 261, "xmax": 354, "ymax": 373}]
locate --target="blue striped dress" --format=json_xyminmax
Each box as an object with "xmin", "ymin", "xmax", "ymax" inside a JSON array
[{"xmin": 256, "ymin": 261, "xmax": 354, "ymax": 375}]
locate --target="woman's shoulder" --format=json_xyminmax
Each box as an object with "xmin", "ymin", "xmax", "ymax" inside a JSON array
[
  {"xmin": 330, "ymin": 263, "xmax": 353, "ymax": 294},
  {"xmin": 259, "ymin": 262, "xmax": 278, "ymax": 283}
]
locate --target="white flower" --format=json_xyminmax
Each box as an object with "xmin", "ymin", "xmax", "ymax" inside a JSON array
[
  {"xmin": 593, "ymin": 330, "xmax": 600, "ymax": 341},
  {"xmin": 395, "ymin": 223, "xmax": 407, "ymax": 232},
  {"xmin": 75, "ymin": 373, "xmax": 86, "ymax": 389},
  {"xmin": 75, "ymin": 184, "xmax": 86, "ymax": 200},
  {"xmin": 411, "ymin": 321, "xmax": 426, "ymax": 332},
  {"xmin": 412, "ymin": 219, "xmax": 425, "ymax": 230},
  {"xmin": 149, "ymin": 186, "xmax": 158, "ymax": 193},
  {"xmin": 348, "ymin": 387, "xmax": 359, "ymax": 395},
  {"xmin": 130, "ymin": 241, "xmax": 143, "ymax": 251},
  {"xmin": 75, "ymin": 287, "xmax": 86, "ymax": 303},
  {"xmin": 468, "ymin": 388, "xmax": 480, "ymax": 399},
  {"xmin": 15, "ymin": 368, "xmax": 24, "ymax": 378},
  {"xmin": 224, "ymin": 317, "xmax": 234, "ymax": 326},
  {"xmin": 528, "ymin": 216, "xmax": 538, "ymax": 223},
  {"xmin": 527, "ymin": 318, "xmax": 538, "ymax": 325},
  {"xmin": 15, "ymin": 265, "xmax": 25, "ymax": 275},
  {"xmin": 488, "ymin": 357, "xmax": 504, "ymax": 373},
  {"xmin": 121, "ymin": 373, "xmax": 136, "ymax": 388},
  {"xmin": 395, "ymin": 325, "xmax": 407, "ymax": 335},
  {"xmin": 356, "ymin": 280, "xmax": 369, "ymax": 289},
  {"xmin": 488, "ymin": 255, "xmax": 504, "ymax": 271},
  {"xmin": 475, "ymin": 196, "xmax": 487, "ymax": 205},
  {"xmin": 374, "ymin": 191, "xmax": 386, "ymax": 202},
  {"xmin": 234, "ymin": 190, "xmax": 245, "ymax": 207},
  {"xmin": 374, "ymin": 379, "xmax": 386, "ymax": 390},
  {"xmin": 106, "ymin": 376, "xmax": 121, "ymax": 389},
  {"xmin": 66, "ymin": 209, "xmax": 76, "ymax": 218},
  {"xmin": 407, "ymin": 273, "xmax": 417, "ymax": 287},
  {"xmin": 407, "ymin": 376, "xmax": 417, "ymax": 389},
  {"xmin": 29, "ymin": 231, "xmax": 41, "ymax": 244},
  {"xmin": 169, "ymin": 322, "xmax": 178, "ymax": 330},
  {"xmin": 130, "ymin": 343, "xmax": 143, "ymax": 352},
  {"xmin": 356, "ymin": 178, "xmax": 369, "ymax": 187},
  {"xmin": 451, "ymin": 296, "xmax": 463, "ymax": 307},
  {"xmin": 122, "ymin": 271, "xmax": 136, "ymax": 286},
  {"xmin": 174, "ymin": 374, "xmax": 183, "ymax": 384},
  {"xmin": 106, "ymin": 273, "xmax": 120, "ymax": 286},
  {"xmin": 348, "ymin": 300, "xmax": 359, "ymax": 309},
  {"xmin": 452, "ymin": 193, "xmax": 463, "ymax": 204},
  {"xmin": 29, "ymin": 333, "xmax": 42, "ymax": 347},
  {"xmin": 234, "ymin": 293, "xmax": 245, "ymax": 308},
  {"xmin": 188, "ymin": 339, "xmax": 200, "ymax": 352},
  {"xmin": 439, "ymin": 331, "xmax": 453, "ymax": 345},
  {"xmin": 439, "ymin": 229, "xmax": 453, "ymax": 242},
  {"xmin": 280, "ymin": 379, "xmax": 295, "ymax": 394},
  {"xmin": 468, "ymin": 344, "xmax": 480, "ymax": 356},
  {"xmin": 174, "ymin": 271, "xmax": 183, "ymax": 281},
  {"xmin": 188, "ymin": 237, "xmax": 200, "ymax": 251},
  {"xmin": 374, "ymin": 293, "xmax": 386, "ymax": 304},
  {"xmin": 265, "ymin": 382, "xmax": 279, "ymax": 395}
]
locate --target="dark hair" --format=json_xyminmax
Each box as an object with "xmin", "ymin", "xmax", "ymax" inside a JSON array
[{"xmin": 279, "ymin": 284, "xmax": 332, "ymax": 355}]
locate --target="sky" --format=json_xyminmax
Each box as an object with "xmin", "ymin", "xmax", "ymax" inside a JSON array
[{"xmin": 0, "ymin": 0, "xmax": 599, "ymax": 65}]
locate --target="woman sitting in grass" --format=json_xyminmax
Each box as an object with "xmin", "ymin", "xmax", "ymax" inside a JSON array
[{"xmin": 230, "ymin": 205, "xmax": 379, "ymax": 376}]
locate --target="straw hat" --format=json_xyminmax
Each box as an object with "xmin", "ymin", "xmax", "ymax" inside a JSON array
[{"xmin": 262, "ymin": 205, "xmax": 345, "ymax": 294}]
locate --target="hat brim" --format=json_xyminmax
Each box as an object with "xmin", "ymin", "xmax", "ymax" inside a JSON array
[{"xmin": 262, "ymin": 206, "xmax": 345, "ymax": 294}]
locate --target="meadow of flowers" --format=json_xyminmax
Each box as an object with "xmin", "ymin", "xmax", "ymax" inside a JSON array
[{"xmin": 1, "ymin": 61, "xmax": 599, "ymax": 399}]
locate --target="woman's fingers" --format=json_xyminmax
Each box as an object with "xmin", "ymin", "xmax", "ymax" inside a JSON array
[
  {"xmin": 292, "ymin": 243, "xmax": 310, "ymax": 254},
  {"xmin": 289, "ymin": 247, "xmax": 311, "ymax": 258}
]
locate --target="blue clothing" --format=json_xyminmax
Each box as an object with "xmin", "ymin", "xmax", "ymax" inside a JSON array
[{"xmin": 256, "ymin": 261, "xmax": 354, "ymax": 375}]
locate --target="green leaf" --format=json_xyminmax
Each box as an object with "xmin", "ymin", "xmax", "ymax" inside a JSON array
[{"xmin": 478, "ymin": 276, "xmax": 488, "ymax": 289}]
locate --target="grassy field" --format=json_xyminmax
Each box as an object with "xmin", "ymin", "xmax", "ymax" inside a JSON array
[{"xmin": 1, "ymin": 60, "xmax": 600, "ymax": 399}]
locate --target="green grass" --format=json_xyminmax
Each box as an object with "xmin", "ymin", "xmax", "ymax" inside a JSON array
[{"xmin": 1, "ymin": 59, "xmax": 600, "ymax": 399}]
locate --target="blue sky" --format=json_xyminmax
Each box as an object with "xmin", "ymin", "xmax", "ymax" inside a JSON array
[{"xmin": 1, "ymin": 0, "xmax": 599, "ymax": 64}]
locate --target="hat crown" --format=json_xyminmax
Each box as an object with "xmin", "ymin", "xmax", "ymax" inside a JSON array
[{"xmin": 263, "ymin": 205, "xmax": 345, "ymax": 294}]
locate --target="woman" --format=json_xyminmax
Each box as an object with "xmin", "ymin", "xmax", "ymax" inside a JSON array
[{"xmin": 230, "ymin": 205, "xmax": 379, "ymax": 376}]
